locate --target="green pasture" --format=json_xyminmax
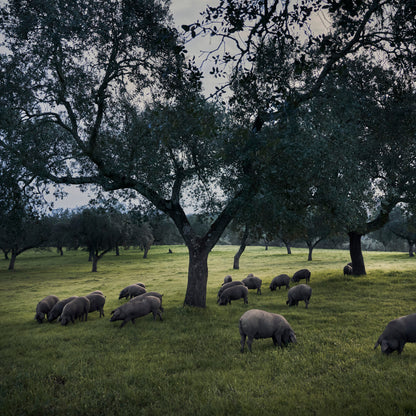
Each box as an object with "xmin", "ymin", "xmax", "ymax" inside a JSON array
[{"xmin": 1, "ymin": 245, "xmax": 415, "ymax": 415}]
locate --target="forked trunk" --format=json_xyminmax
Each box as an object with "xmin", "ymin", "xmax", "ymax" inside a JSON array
[
  {"xmin": 184, "ymin": 247, "xmax": 209, "ymax": 307},
  {"xmin": 348, "ymin": 231, "xmax": 366, "ymax": 275}
]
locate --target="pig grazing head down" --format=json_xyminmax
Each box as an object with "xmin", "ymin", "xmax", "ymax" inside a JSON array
[
  {"xmin": 239, "ymin": 309, "xmax": 296, "ymax": 352},
  {"xmin": 374, "ymin": 313, "xmax": 416, "ymax": 355},
  {"xmin": 119, "ymin": 284, "xmax": 146, "ymax": 300},
  {"xmin": 34, "ymin": 295, "xmax": 59, "ymax": 323},
  {"xmin": 242, "ymin": 274, "xmax": 262, "ymax": 295},
  {"xmin": 269, "ymin": 274, "xmax": 290, "ymax": 291},
  {"xmin": 48, "ymin": 296, "xmax": 78, "ymax": 322},
  {"xmin": 218, "ymin": 285, "xmax": 248, "ymax": 306},
  {"xmin": 110, "ymin": 295, "xmax": 163, "ymax": 328},
  {"xmin": 286, "ymin": 284, "xmax": 312, "ymax": 309},
  {"xmin": 291, "ymin": 269, "xmax": 311, "ymax": 283}
]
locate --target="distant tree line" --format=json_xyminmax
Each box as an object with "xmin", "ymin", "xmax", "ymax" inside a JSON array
[
  {"xmin": 0, "ymin": 205, "xmax": 156, "ymax": 272},
  {"xmin": 1, "ymin": 198, "xmax": 414, "ymax": 273},
  {"xmin": 226, "ymin": 203, "xmax": 416, "ymax": 269}
]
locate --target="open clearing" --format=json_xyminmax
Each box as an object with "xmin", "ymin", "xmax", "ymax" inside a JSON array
[{"xmin": 1, "ymin": 245, "xmax": 415, "ymax": 415}]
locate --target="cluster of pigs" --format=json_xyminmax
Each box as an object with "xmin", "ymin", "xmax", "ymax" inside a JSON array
[
  {"xmin": 217, "ymin": 269, "xmax": 312, "ymax": 308},
  {"xmin": 221, "ymin": 269, "xmax": 416, "ymax": 355},
  {"xmin": 34, "ymin": 282, "xmax": 164, "ymax": 328},
  {"xmin": 34, "ymin": 272, "xmax": 416, "ymax": 355}
]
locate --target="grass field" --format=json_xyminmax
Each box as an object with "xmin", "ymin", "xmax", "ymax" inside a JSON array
[{"xmin": 1, "ymin": 245, "xmax": 416, "ymax": 415}]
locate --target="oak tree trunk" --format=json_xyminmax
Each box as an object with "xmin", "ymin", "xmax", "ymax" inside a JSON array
[
  {"xmin": 408, "ymin": 241, "xmax": 414, "ymax": 257},
  {"xmin": 143, "ymin": 246, "xmax": 149, "ymax": 259},
  {"xmin": 281, "ymin": 240, "xmax": 291, "ymax": 254},
  {"xmin": 348, "ymin": 231, "xmax": 366, "ymax": 275},
  {"xmin": 233, "ymin": 225, "xmax": 249, "ymax": 270},
  {"xmin": 92, "ymin": 254, "xmax": 98, "ymax": 272},
  {"xmin": 307, "ymin": 245, "xmax": 313, "ymax": 261},
  {"xmin": 183, "ymin": 246, "xmax": 209, "ymax": 307},
  {"xmin": 8, "ymin": 252, "xmax": 17, "ymax": 271}
]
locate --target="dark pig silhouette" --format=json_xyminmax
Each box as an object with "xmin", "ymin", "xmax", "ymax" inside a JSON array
[
  {"xmin": 218, "ymin": 285, "xmax": 249, "ymax": 306},
  {"xmin": 374, "ymin": 313, "xmax": 416, "ymax": 354},
  {"xmin": 269, "ymin": 274, "xmax": 290, "ymax": 291},
  {"xmin": 35, "ymin": 295, "xmax": 59, "ymax": 323},
  {"xmin": 286, "ymin": 284, "xmax": 312, "ymax": 309}
]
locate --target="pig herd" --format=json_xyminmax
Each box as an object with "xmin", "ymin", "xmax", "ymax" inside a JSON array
[
  {"xmin": 34, "ymin": 283, "xmax": 163, "ymax": 329},
  {"xmin": 34, "ymin": 268, "xmax": 416, "ymax": 355}
]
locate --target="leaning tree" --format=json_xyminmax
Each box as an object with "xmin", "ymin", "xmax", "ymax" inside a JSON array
[{"xmin": 1, "ymin": 0, "xmax": 415, "ymax": 304}]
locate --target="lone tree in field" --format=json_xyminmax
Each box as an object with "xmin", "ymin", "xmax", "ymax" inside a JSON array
[
  {"xmin": 68, "ymin": 208, "xmax": 123, "ymax": 272},
  {"xmin": 1, "ymin": 0, "xmax": 415, "ymax": 304}
]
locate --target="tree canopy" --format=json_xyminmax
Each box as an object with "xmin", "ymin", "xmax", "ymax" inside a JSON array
[{"xmin": 1, "ymin": 0, "xmax": 416, "ymax": 305}]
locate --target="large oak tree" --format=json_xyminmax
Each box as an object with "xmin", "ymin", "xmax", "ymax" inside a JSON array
[{"xmin": 1, "ymin": 0, "xmax": 415, "ymax": 304}]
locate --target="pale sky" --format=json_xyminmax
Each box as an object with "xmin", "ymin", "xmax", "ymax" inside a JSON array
[{"xmin": 49, "ymin": 0, "xmax": 216, "ymax": 208}]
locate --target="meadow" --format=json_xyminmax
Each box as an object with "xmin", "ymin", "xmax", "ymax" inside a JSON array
[{"xmin": 1, "ymin": 245, "xmax": 416, "ymax": 416}]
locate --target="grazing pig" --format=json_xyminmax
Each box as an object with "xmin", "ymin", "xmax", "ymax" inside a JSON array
[
  {"xmin": 286, "ymin": 284, "xmax": 312, "ymax": 309},
  {"xmin": 128, "ymin": 284, "xmax": 146, "ymax": 298},
  {"xmin": 60, "ymin": 296, "xmax": 90, "ymax": 325},
  {"xmin": 239, "ymin": 309, "xmax": 297, "ymax": 352},
  {"xmin": 242, "ymin": 274, "xmax": 262, "ymax": 295},
  {"xmin": 223, "ymin": 275, "xmax": 232, "ymax": 284},
  {"xmin": 217, "ymin": 281, "xmax": 244, "ymax": 299},
  {"xmin": 35, "ymin": 295, "xmax": 59, "ymax": 323},
  {"xmin": 269, "ymin": 274, "xmax": 290, "ymax": 291},
  {"xmin": 48, "ymin": 296, "xmax": 78, "ymax": 322},
  {"xmin": 218, "ymin": 285, "xmax": 249, "ymax": 306},
  {"xmin": 85, "ymin": 292, "xmax": 106, "ymax": 317},
  {"xmin": 374, "ymin": 313, "xmax": 416, "ymax": 355},
  {"xmin": 343, "ymin": 265, "xmax": 353, "ymax": 275},
  {"xmin": 110, "ymin": 295, "xmax": 163, "ymax": 328},
  {"xmin": 119, "ymin": 284, "xmax": 146, "ymax": 300},
  {"xmin": 130, "ymin": 291, "xmax": 164, "ymax": 312},
  {"xmin": 291, "ymin": 269, "xmax": 311, "ymax": 283}
]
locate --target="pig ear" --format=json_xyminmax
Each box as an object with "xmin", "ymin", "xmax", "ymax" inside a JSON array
[
  {"xmin": 290, "ymin": 333, "xmax": 297, "ymax": 344},
  {"xmin": 374, "ymin": 341, "xmax": 380, "ymax": 349}
]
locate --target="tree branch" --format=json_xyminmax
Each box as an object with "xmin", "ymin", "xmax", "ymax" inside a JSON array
[{"xmin": 295, "ymin": 0, "xmax": 382, "ymax": 106}]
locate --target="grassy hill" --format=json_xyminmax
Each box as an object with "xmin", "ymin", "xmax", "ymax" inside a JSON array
[{"xmin": 1, "ymin": 245, "xmax": 415, "ymax": 415}]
